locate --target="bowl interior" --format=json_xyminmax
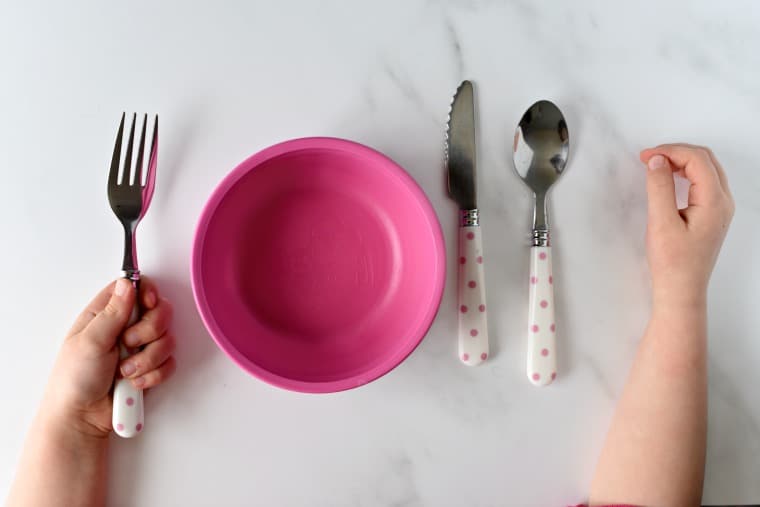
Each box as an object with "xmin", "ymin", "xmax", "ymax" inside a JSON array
[{"xmin": 193, "ymin": 140, "xmax": 444, "ymax": 392}]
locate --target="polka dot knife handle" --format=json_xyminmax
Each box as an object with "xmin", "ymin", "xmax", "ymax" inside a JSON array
[
  {"xmin": 112, "ymin": 279, "xmax": 144, "ymax": 438},
  {"xmin": 528, "ymin": 246, "xmax": 556, "ymax": 386},
  {"xmin": 458, "ymin": 226, "xmax": 489, "ymax": 365}
]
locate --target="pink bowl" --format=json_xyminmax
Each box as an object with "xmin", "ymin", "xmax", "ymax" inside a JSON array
[{"xmin": 191, "ymin": 138, "xmax": 445, "ymax": 393}]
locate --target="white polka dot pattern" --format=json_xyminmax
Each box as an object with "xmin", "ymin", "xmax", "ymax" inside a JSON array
[
  {"xmin": 458, "ymin": 226, "xmax": 489, "ymax": 365},
  {"xmin": 527, "ymin": 246, "xmax": 556, "ymax": 386}
]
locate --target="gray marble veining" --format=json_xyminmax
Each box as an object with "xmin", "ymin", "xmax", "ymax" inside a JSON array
[{"xmin": 0, "ymin": 1, "xmax": 758, "ymax": 506}]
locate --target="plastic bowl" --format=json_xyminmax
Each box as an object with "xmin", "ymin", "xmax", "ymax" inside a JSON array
[{"xmin": 191, "ymin": 138, "xmax": 445, "ymax": 393}]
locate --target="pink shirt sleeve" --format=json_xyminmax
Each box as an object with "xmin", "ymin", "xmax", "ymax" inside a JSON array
[{"xmin": 572, "ymin": 504, "xmax": 637, "ymax": 507}]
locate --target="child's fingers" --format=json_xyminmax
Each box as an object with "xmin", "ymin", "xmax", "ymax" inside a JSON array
[
  {"xmin": 122, "ymin": 297, "xmax": 173, "ymax": 348},
  {"xmin": 640, "ymin": 144, "xmax": 724, "ymax": 206},
  {"xmin": 668, "ymin": 143, "xmax": 732, "ymax": 199},
  {"xmin": 68, "ymin": 281, "xmax": 120, "ymax": 336},
  {"xmin": 139, "ymin": 276, "xmax": 160, "ymax": 310},
  {"xmin": 643, "ymin": 155, "xmax": 682, "ymax": 229},
  {"xmin": 119, "ymin": 333, "xmax": 176, "ymax": 379},
  {"xmin": 81, "ymin": 279, "xmax": 135, "ymax": 352},
  {"xmin": 130, "ymin": 356, "xmax": 177, "ymax": 389}
]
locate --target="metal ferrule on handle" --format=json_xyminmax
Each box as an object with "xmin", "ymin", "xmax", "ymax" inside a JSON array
[
  {"xmin": 532, "ymin": 228, "xmax": 550, "ymax": 247},
  {"xmin": 460, "ymin": 209, "xmax": 479, "ymax": 227}
]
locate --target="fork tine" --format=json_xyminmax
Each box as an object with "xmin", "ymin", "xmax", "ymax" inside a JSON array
[
  {"xmin": 123, "ymin": 113, "xmax": 137, "ymax": 185},
  {"xmin": 134, "ymin": 114, "xmax": 147, "ymax": 186},
  {"xmin": 144, "ymin": 115, "xmax": 158, "ymax": 192},
  {"xmin": 109, "ymin": 113, "xmax": 125, "ymax": 186}
]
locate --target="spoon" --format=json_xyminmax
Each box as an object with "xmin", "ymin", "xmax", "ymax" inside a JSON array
[{"xmin": 512, "ymin": 100, "xmax": 569, "ymax": 387}]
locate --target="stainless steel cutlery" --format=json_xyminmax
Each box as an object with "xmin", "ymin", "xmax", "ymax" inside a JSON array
[
  {"xmin": 108, "ymin": 113, "xmax": 158, "ymax": 437},
  {"xmin": 445, "ymin": 80, "xmax": 489, "ymax": 366},
  {"xmin": 512, "ymin": 101, "xmax": 569, "ymax": 386}
]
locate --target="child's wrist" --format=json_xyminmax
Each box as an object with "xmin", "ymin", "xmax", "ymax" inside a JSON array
[
  {"xmin": 37, "ymin": 405, "xmax": 110, "ymax": 454},
  {"xmin": 652, "ymin": 282, "xmax": 708, "ymax": 316}
]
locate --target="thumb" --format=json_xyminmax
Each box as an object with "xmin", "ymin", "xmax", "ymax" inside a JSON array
[
  {"xmin": 82, "ymin": 278, "xmax": 135, "ymax": 351},
  {"xmin": 643, "ymin": 154, "xmax": 680, "ymax": 227}
]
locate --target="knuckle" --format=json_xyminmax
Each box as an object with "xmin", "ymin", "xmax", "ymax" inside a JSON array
[
  {"xmin": 160, "ymin": 298, "xmax": 174, "ymax": 321},
  {"xmin": 163, "ymin": 334, "xmax": 177, "ymax": 352},
  {"xmin": 102, "ymin": 301, "xmax": 121, "ymax": 318},
  {"xmin": 726, "ymin": 199, "xmax": 736, "ymax": 218},
  {"xmin": 150, "ymin": 368, "xmax": 165, "ymax": 385}
]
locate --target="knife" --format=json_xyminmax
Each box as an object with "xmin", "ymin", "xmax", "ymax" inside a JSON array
[{"xmin": 445, "ymin": 80, "xmax": 489, "ymax": 366}]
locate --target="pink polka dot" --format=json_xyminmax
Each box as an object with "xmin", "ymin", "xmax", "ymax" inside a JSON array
[
  {"xmin": 462, "ymin": 353, "xmax": 469, "ymax": 361},
  {"xmin": 470, "ymin": 329, "xmax": 478, "ymax": 337},
  {"xmin": 551, "ymin": 372, "xmax": 557, "ymax": 380},
  {"xmin": 550, "ymin": 323, "xmax": 556, "ymax": 332},
  {"xmin": 549, "ymin": 275, "xmax": 553, "ymax": 284},
  {"xmin": 476, "ymin": 256, "xmax": 483, "ymax": 264},
  {"xmin": 136, "ymin": 423, "xmax": 143, "ymax": 432},
  {"xmin": 480, "ymin": 353, "xmax": 488, "ymax": 360},
  {"xmin": 539, "ymin": 252, "xmax": 547, "ymax": 260},
  {"xmin": 126, "ymin": 397, "xmax": 134, "ymax": 406},
  {"xmin": 459, "ymin": 256, "xmax": 466, "ymax": 264},
  {"xmin": 541, "ymin": 348, "xmax": 549, "ymax": 357},
  {"xmin": 478, "ymin": 304, "xmax": 486, "ymax": 312},
  {"xmin": 531, "ymin": 324, "xmax": 539, "ymax": 333},
  {"xmin": 466, "ymin": 232, "xmax": 475, "ymax": 240},
  {"xmin": 460, "ymin": 305, "xmax": 468, "ymax": 313},
  {"xmin": 532, "ymin": 373, "xmax": 540, "ymax": 381},
  {"xmin": 468, "ymin": 280, "xmax": 476, "ymax": 288},
  {"xmin": 530, "ymin": 276, "xmax": 537, "ymax": 284},
  {"xmin": 540, "ymin": 300, "xmax": 548, "ymax": 308},
  {"xmin": 116, "ymin": 423, "xmax": 124, "ymax": 431}
]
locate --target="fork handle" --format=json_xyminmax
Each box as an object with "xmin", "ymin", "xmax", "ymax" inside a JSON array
[{"xmin": 112, "ymin": 277, "xmax": 144, "ymax": 438}]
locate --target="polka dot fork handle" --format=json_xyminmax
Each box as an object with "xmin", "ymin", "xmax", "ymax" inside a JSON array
[
  {"xmin": 112, "ymin": 278, "xmax": 145, "ymax": 438},
  {"xmin": 527, "ymin": 247, "xmax": 556, "ymax": 386},
  {"xmin": 458, "ymin": 224, "xmax": 489, "ymax": 365}
]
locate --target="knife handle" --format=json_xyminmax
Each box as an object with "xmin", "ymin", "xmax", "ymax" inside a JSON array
[
  {"xmin": 112, "ymin": 277, "xmax": 144, "ymax": 438},
  {"xmin": 527, "ymin": 246, "xmax": 556, "ymax": 386},
  {"xmin": 458, "ymin": 225, "xmax": 489, "ymax": 365}
]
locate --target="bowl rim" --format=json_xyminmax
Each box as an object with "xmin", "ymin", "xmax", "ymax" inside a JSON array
[{"xmin": 190, "ymin": 137, "xmax": 445, "ymax": 393}]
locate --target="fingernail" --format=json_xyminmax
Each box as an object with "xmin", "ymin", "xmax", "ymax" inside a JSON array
[
  {"xmin": 121, "ymin": 362, "xmax": 136, "ymax": 377},
  {"xmin": 145, "ymin": 290, "xmax": 157, "ymax": 309},
  {"xmin": 133, "ymin": 376, "xmax": 146, "ymax": 388},
  {"xmin": 114, "ymin": 279, "xmax": 129, "ymax": 297},
  {"xmin": 648, "ymin": 154, "xmax": 666, "ymax": 171}
]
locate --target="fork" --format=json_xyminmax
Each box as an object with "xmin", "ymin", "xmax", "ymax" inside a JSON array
[{"xmin": 108, "ymin": 112, "xmax": 158, "ymax": 438}]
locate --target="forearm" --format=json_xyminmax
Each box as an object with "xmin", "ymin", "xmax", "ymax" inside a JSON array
[
  {"xmin": 6, "ymin": 408, "xmax": 109, "ymax": 507},
  {"xmin": 590, "ymin": 303, "xmax": 708, "ymax": 507}
]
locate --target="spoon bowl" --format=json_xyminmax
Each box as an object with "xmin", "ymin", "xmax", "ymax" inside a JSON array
[{"xmin": 513, "ymin": 100, "xmax": 569, "ymax": 197}]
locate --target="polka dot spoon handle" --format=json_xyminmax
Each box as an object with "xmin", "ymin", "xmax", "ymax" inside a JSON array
[
  {"xmin": 112, "ymin": 279, "xmax": 144, "ymax": 438},
  {"xmin": 458, "ymin": 226, "xmax": 489, "ymax": 365},
  {"xmin": 527, "ymin": 246, "xmax": 556, "ymax": 386}
]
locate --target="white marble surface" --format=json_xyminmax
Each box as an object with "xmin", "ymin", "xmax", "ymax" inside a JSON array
[{"xmin": 1, "ymin": 1, "xmax": 759, "ymax": 505}]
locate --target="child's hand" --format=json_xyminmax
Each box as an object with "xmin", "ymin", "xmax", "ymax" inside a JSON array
[
  {"xmin": 42, "ymin": 277, "xmax": 176, "ymax": 438},
  {"xmin": 640, "ymin": 144, "xmax": 734, "ymax": 311}
]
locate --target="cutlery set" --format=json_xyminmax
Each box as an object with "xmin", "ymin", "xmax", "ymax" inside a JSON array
[
  {"xmin": 445, "ymin": 80, "xmax": 570, "ymax": 385},
  {"xmin": 104, "ymin": 81, "xmax": 568, "ymax": 437}
]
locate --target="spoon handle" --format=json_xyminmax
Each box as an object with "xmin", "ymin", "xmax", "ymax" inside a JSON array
[
  {"xmin": 527, "ymin": 246, "xmax": 556, "ymax": 386},
  {"xmin": 457, "ymin": 225, "xmax": 489, "ymax": 365}
]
